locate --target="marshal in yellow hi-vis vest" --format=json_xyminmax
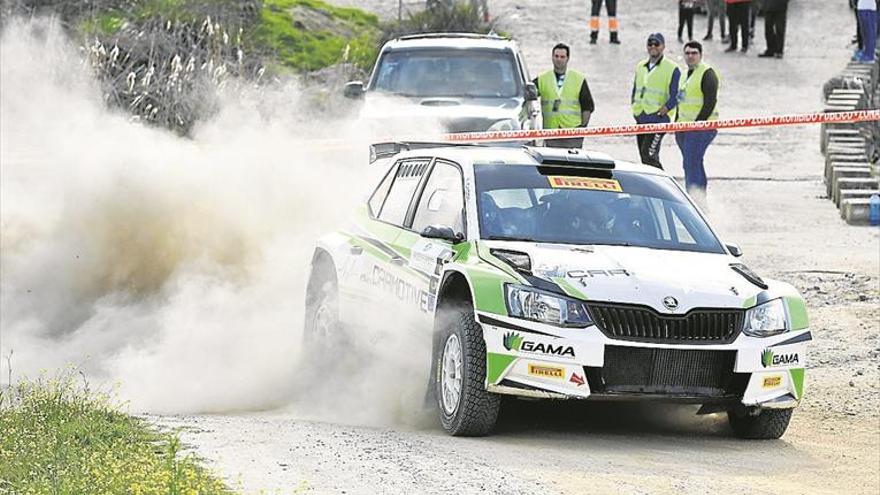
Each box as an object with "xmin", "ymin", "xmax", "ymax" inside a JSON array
[
  {"xmin": 677, "ymin": 62, "xmax": 721, "ymax": 122},
  {"xmin": 631, "ymin": 57, "xmax": 678, "ymax": 118},
  {"xmin": 537, "ymin": 69, "xmax": 585, "ymax": 129}
]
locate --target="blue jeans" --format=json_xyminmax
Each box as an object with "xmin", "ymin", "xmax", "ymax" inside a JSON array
[
  {"xmin": 857, "ymin": 9, "xmax": 877, "ymax": 62},
  {"xmin": 675, "ymin": 129, "xmax": 717, "ymax": 191}
]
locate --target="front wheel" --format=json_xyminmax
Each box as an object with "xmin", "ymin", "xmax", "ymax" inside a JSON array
[
  {"xmin": 434, "ymin": 309, "xmax": 500, "ymax": 436},
  {"xmin": 728, "ymin": 407, "xmax": 793, "ymax": 439}
]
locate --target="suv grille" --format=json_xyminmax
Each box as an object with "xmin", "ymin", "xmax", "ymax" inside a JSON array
[
  {"xmin": 601, "ymin": 346, "xmax": 741, "ymax": 397},
  {"xmin": 588, "ymin": 303, "xmax": 743, "ymax": 344}
]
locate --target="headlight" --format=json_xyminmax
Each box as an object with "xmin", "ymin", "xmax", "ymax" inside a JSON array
[
  {"xmin": 487, "ymin": 119, "xmax": 520, "ymax": 132},
  {"xmin": 743, "ymin": 298, "xmax": 789, "ymax": 337},
  {"xmin": 505, "ymin": 284, "xmax": 592, "ymax": 327}
]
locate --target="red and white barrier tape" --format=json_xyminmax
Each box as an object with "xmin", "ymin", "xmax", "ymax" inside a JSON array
[{"xmin": 441, "ymin": 109, "xmax": 880, "ymax": 143}]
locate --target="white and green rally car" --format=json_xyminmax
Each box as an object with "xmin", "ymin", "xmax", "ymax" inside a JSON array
[{"xmin": 305, "ymin": 143, "xmax": 810, "ymax": 438}]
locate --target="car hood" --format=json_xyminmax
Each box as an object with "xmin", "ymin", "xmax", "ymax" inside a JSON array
[
  {"xmin": 360, "ymin": 94, "xmax": 523, "ymax": 132},
  {"xmin": 483, "ymin": 241, "xmax": 762, "ymax": 313}
]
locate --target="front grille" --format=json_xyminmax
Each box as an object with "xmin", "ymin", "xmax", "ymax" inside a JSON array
[
  {"xmin": 601, "ymin": 346, "xmax": 742, "ymax": 397},
  {"xmin": 588, "ymin": 303, "xmax": 743, "ymax": 344}
]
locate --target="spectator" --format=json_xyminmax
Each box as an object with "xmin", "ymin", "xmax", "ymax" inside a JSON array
[
  {"xmin": 749, "ymin": 0, "xmax": 764, "ymax": 41},
  {"xmin": 675, "ymin": 41, "xmax": 720, "ymax": 209},
  {"xmin": 724, "ymin": 0, "xmax": 752, "ymax": 53},
  {"xmin": 855, "ymin": 0, "xmax": 877, "ymax": 62},
  {"xmin": 759, "ymin": 0, "xmax": 788, "ymax": 58},
  {"xmin": 678, "ymin": 0, "xmax": 696, "ymax": 42},
  {"xmin": 703, "ymin": 0, "xmax": 728, "ymax": 41},
  {"xmin": 534, "ymin": 43, "xmax": 595, "ymax": 148},
  {"xmin": 850, "ymin": 0, "xmax": 862, "ymax": 50},
  {"xmin": 631, "ymin": 33, "xmax": 681, "ymax": 168},
  {"xmin": 590, "ymin": 0, "xmax": 621, "ymax": 44}
]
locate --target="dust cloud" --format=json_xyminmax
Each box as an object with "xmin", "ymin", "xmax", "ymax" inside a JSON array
[{"xmin": 0, "ymin": 17, "xmax": 436, "ymax": 427}]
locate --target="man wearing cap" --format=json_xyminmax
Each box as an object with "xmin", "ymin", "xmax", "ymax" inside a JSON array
[
  {"xmin": 534, "ymin": 43, "xmax": 595, "ymax": 148},
  {"xmin": 675, "ymin": 41, "xmax": 721, "ymax": 209},
  {"xmin": 630, "ymin": 33, "xmax": 681, "ymax": 168}
]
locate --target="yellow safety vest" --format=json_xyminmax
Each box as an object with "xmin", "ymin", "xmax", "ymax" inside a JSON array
[
  {"xmin": 631, "ymin": 57, "xmax": 678, "ymax": 118},
  {"xmin": 537, "ymin": 69, "xmax": 585, "ymax": 129},
  {"xmin": 677, "ymin": 62, "xmax": 721, "ymax": 122}
]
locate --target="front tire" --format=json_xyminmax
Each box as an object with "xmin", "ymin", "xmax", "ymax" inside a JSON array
[
  {"xmin": 434, "ymin": 309, "xmax": 500, "ymax": 436},
  {"xmin": 728, "ymin": 407, "xmax": 793, "ymax": 439}
]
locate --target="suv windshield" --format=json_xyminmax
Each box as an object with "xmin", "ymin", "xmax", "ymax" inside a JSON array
[
  {"xmin": 371, "ymin": 48, "xmax": 520, "ymax": 98},
  {"xmin": 474, "ymin": 164, "xmax": 725, "ymax": 254}
]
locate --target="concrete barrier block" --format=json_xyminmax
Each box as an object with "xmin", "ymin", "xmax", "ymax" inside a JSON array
[
  {"xmin": 842, "ymin": 198, "xmax": 878, "ymax": 225},
  {"xmin": 821, "ymin": 130, "xmax": 867, "ymax": 153},
  {"xmin": 825, "ymin": 161, "xmax": 870, "ymax": 184},
  {"xmin": 825, "ymin": 154, "xmax": 869, "ymax": 173},
  {"xmin": 830, "ymin": 172, "xmax": 876, "ymax": 202},
  {"xmin": 837, "ymin": 188, "xmax": 880, "ymax": 207}
]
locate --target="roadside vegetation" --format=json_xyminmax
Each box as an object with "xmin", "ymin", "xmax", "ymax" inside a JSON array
[
  {"xmin": 1, "ymin": 0, "xmax": 494, "ymax": 134},
  {"xmin": 0, "ymin": 371, "xmax": 233, "ymax": 494}
]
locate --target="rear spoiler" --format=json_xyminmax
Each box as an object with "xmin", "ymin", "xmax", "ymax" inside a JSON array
[{"xmin": 369, "ymin": 141, "xmax": 482, "ymax": 163}]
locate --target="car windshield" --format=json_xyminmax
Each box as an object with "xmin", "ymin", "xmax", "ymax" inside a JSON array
[
  {"xmin": 474, "ymin": 164, "xmax": 725, "ymax": 254},
  {"xmin": 371, "ymin": 48, "xmax": 520, "ymax": 98}
]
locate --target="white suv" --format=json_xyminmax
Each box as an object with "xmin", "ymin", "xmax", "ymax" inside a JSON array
[{"xmin": 344, "ymin": 33, "xmax": 540, "ymax": 133}]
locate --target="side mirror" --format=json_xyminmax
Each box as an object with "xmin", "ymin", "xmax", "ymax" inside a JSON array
[
  {"xmin": 420, "ymin": 224, "xmax": 464, "ymax": 244},
  {"xmin": 725, "ymin": 243, "xmax": 743, "ymax": 257},
  {"xmin": 344, "ymin": 81, "xmax": 365, "ymax": 99},
  {"xmin": 524, "ymin": 82, "xmax": 538, "ymax": 101}
]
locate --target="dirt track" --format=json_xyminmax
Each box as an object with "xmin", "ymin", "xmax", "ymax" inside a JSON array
[{"xmin": 154, "ymin": 1, "xmax": 880, "ymax": 493}]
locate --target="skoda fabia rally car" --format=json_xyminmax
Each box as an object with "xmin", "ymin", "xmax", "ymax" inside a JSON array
[{"xmin": 305, "ymin": 144, "xmax": 810, "ymax": 438}]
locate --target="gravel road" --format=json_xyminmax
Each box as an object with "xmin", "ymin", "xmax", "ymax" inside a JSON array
[{"xmin": 152, "ymin": 1, "xmax": 880, "ymax": 493}]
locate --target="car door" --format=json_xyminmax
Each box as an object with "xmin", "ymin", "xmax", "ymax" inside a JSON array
[
  {"xmin": 398, "ymin": 159, "xmax": 466, "ymax": 327},
  {"xmin": 350, "ymin": 158, "xmax": 432, "ymax": 324}
]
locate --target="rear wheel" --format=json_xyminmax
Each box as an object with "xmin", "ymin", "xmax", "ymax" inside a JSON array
[
  {"xmin": 303, "ymin": 257, "xmax": 345, "ymax": 358},
  {"xmin": 434, "ymin": 308, "xmax": 500, "ymax": 436},
  {"xmin": 728, "ymin": 407, "xmax": 793, "ymax": 439}
]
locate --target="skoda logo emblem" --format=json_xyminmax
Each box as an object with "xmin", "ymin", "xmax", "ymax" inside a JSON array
[{"xmin": 662, "ymin": 296, "xmax": 679, "ymax": 310}]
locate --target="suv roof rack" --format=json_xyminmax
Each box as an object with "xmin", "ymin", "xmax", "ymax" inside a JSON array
[
  {"xmin": 394, "ymin": 32, "xmax": 507, "ymax": 42},
  {"xmin": 524, "ymin": 147, "xmax": 615, "ymax": 169},
  {"xmin": 369, "ymin": 141, "xmax": 482, "ymax": 163}
]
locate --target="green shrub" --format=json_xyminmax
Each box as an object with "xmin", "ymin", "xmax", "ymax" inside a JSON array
[
  {"xmin": 251, "ymin": 0, "xmax": 379, "ymax": 71},
  {"xmin": 0, "ymin": 372, "xmax": 233, "ymax": 495},
  {"xmin": 380, "ymin": 1, "xmax": 497, "ymax": 46}
]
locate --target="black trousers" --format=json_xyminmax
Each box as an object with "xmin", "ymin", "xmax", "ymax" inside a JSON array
[
  {"xmin": 727, "ymin": 2, "xmax": 750, "ymax": 49},
  {"xmin": 678, "ymin": 5, "xmax": 695, "ymax": 41},
  {"xmin": 636, "ymin": 133, "xmax": 665, "ymax": 168},
  {"xmin": 590, "ymin": 0, "xmax": 617, "ymax": 16},
  {"xmin": 764, "ymin": 8, "xmax": 787, "ymax": 55}
]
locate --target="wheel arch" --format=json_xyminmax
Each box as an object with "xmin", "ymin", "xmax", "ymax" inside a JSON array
[{"xmin": 435, "ymin": 269, "xmax": 476, "ymax": 314}]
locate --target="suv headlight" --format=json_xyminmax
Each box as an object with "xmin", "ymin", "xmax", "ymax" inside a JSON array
[
  {"xmin": 505, "ymin": 284, "xmax": 592, "ymax": 327},
  {"xmin": 743, "ymin": 298, "xmax": 789, "ymax": 337}
]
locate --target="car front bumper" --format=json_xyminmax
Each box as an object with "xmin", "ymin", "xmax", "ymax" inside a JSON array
[{"xmin": 479, "ymin": 312, "xmax": 810, "ymax": 410}]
